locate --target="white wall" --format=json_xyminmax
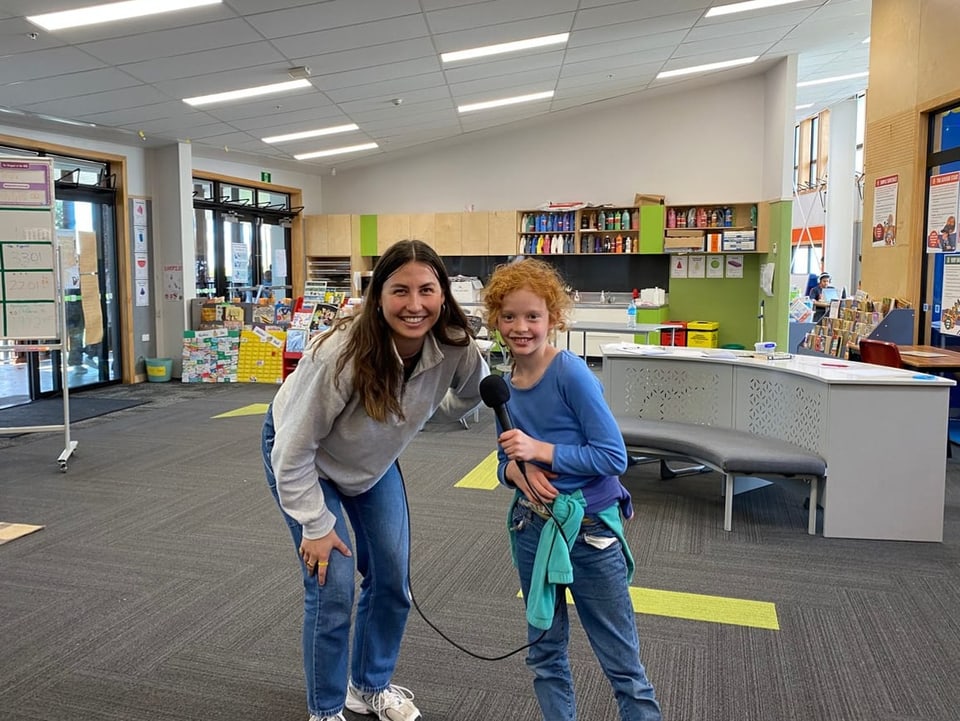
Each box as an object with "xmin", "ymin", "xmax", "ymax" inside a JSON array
[
  {"xmin": 321, "ymin": 75, "xmax": 768, "ymax": 214},
  {"xmin": 191, "ymin": 151, "xmax": 323, "ymax": 210}
]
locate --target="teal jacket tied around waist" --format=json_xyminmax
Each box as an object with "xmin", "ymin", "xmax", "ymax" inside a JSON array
[{"xmin": 509, "ymin": 490, "xmax": 634, "ymax": 630}]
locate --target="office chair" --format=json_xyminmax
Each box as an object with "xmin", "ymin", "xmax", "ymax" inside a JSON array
[{"xmin": 858, "ymin": 338, "xmax": 903, "ymax": 368}]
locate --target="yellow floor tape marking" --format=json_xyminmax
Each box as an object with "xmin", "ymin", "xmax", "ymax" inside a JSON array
[
  {"xmin": 212, "ymin": 403, "xmax": 270, "ymax": 419},
  {"xmin": 628, "ymin": 586, "xmax": 779, "ymax": 629},
  {"xmin": 454, "ymin": 451, "xmax": 500, "ymax": 489},
  {"xmin": 0, "ymin": 523, "xmax": 44, "ymax": 544},
  {"xmin": 514, "ymin": 587, "xmax": 778, "ymax": 630}
]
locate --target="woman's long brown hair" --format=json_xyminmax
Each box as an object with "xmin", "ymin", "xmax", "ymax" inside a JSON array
[{"xmin": 316, "ymin": 239, "xmax": 473, "ymax": 422}]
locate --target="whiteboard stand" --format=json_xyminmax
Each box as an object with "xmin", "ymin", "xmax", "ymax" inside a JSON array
[{"xmin": 0, "ymin": 155, "xmax": 77, "ymax": 471}]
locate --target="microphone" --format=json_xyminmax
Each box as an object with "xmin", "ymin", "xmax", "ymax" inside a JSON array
[{"xmin": 479, "ymin": 375, "xmax": 525, "ymax": 475}]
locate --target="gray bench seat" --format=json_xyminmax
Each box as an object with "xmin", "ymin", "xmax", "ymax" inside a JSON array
[{"xmin": 616, "ymin": 417, "xmax": 827, "ymax": 534}]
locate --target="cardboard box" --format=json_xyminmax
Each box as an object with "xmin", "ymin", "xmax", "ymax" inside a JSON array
[
  {"xmin": 721, "ymin": 230, "xmax": 756, "ymax": 251},
  {"xmin": 687, "ymin": 320, "xmax": 719, "ymax": 348},
  {"xmin": 634, "ymin": 193, "xmax": 665, "ymax": 206},
  {"xmin": 664, "ymin": 229, "xmax": 705, "ymax": 252}
]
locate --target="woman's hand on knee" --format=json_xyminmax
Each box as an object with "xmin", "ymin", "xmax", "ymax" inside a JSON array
[{"xmin": 299, "ymin": 531, "xmax": 352, "ymax": 584}]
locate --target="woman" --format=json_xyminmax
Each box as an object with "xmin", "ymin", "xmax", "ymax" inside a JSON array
[{"xmin": 262, "ymin": 240, "xmax": 487, "ymax": 721}]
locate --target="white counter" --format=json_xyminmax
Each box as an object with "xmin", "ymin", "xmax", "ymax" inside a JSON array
[{"xmin": 601, "ymin": 344, "xmax": 954, "ymax": 541}]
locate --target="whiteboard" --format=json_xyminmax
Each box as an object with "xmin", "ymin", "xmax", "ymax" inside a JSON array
[{"xmin": 1, "ymin": 240, "xmax": 58, "ymax": 339}]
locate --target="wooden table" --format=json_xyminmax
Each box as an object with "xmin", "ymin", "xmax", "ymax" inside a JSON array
[{"xmin": 898, "ymin": 345, "xmax": 960, "ymax": 372}]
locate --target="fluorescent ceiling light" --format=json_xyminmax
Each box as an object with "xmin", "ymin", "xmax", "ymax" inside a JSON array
[
  {"xmin": 35, "ymin": 113, "xmax": 97, "ymax": 128},
  {"xmin": 441, "ymin": 33, "xmax": 569, "ymax": 63},
  {"xmin": 27, "ymin": 0, "xmax": 221, "ymax": 31},
  {"xmin": 657, "ymin": 56, "xmax": 758, "ymax": 79},
  {"xmin": 797, "ymin": 72, "xmax": 868, "ymax": 87},
  {"xmin": 795, "ymin": 103, "xmax": 813, "ymax": 110},
  {"xmin": 183, "ymin": 79, "xmax": 311, "ymax": 106},
  {"xmin": 706, "ymin": 0, "xmax": 806, "ymax": 17},
  {"xmin": 458, "ymin": 90, "xmax": 554, "ymax": 114},
  {"xmin": 294, "ymin": 142, "xmax": 378, "ymax": 161},
  {"xmin": 262, "ymin": 124, "xmax": 359, "ymax": 144}
]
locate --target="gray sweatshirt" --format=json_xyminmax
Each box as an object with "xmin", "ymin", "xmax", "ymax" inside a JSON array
[{"xmin": 270, "ymin": 325, "xmax": 487, "ymax": 539}]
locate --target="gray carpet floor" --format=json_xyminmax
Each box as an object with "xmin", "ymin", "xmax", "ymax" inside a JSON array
[{"xmin": 1, "ymin": 381, "xmax": 959, "ymax": 721}]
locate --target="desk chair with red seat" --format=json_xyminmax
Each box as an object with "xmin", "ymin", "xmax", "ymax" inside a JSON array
[
  {"xmin": 858, "ymin": 338, "xmax": 903, "ymax": 368},
  {"xmin": 860, "ymin": 338, "xmax": 960, "ymax": 454}
]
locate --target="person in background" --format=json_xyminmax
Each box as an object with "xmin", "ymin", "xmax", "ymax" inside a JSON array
[
  {"xmin": 482, "ymin": 258, "xmax": 662, "ymax": 721},
  {"xmin": 808, "ymin": 271, "xmax": 832, "ymax": 322},
  {"xmin": 262, "ymin": 239, "xmax": 487, "ymax": 721}
]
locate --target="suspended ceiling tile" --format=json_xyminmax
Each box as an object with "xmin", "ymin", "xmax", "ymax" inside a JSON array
[
  {"xmin": 150, "ymin": 62, "xmax": 314, "ymax": 99},
  {"xmin": 0, "ymin": 46, "xmax": 106, "ymax": 84},
  {"xmin": 23, "ymin": 85, "xmax": 172, "ymax": 116},
  {"xmin": 442, "ymin": 50, "xmax": 564, "ymax": 84},
  {"xmin": 673, "ymin": 31, "xmax": 783, "ymax": 59},
  {"xmin": 448, "ymin": 68, "xmax": 559, "ymax": 99},
  {"xmin": 568, "ymin": 23, "xmax": 689, "ymax": 50},
  {"xmin": 297, "ymin": 38, "xmax": 437, "ymax": 77},
  {"xmin": 230, "ymin": 108, "xmax": 352, "ymax": 133},
  {"xmin": 311, "ymin": 57, "xmax": 442, "ymax": 92},
  {"xmin": 323, "ymin": 73, "xmax": 448, "ymax": 104},
  {"xmin": 77, "ymin": 19, "xmax": 263, "ymax": 66},
  {"xmin": 432, "ymin": 15, "xmax": 574, "ymax": 53},
  {"xmin": 271, "ymin": 14, "xmax": 431, "ymax": 59},
  {"xmin": 573, "ymin": 2, "xmax": 706, "ymax": 28},
  {"xmin": 243, "ymin": 0, "xmax": 423, "ymax": 39},
  {"xmin": 425, "ymin": 0, "xmax": 577, "ymax": 34},
  {"xmin": 74, "ymin": 101, "xmax": 203, "ymax": 125},
  {"xmin": 200, "ymin": 92, "xmax": 336, "ymax": 122},
  {"xmin": 0, "ymin": 16, "xmax": 67, "ymax": 53},
  {"xmin": 342, "ymin": 97, "xmax": 454, "ymax": 121},
  {"xmin": 562, "ymin": 42, "xmax": 675, "ymax": 68},
  {"xmin": 119, "ymin": 42, "xmax": 288, "ymax": 84}
]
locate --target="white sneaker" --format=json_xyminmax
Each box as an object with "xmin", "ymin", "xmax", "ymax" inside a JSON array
[
  {"xmin": 345, "ymin": 681, "xmax": 421, "ymax": 721},
  {"xmin": 308, "ymin": 714, "xmax": 345, "ymax": 721}
]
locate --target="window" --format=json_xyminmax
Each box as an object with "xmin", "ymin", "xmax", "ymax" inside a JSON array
[
  {"xmin": 191, "ymin": 178, "xmax": 299, "ymax": 300},
  {"xmin": 809, "ymin": 115, "xmax": 819, "ymax": 186}
]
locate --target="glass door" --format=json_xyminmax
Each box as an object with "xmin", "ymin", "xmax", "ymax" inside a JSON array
[{"xmin": 40, "ymin": 195, "xmax": 121, "ymax": 393}]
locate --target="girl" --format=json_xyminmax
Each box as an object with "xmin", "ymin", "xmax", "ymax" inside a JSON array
[
  {"xmin": 263, "ymin": 239, "xmax": 487, "ymax": 721},
  {"xmin": 482, "ymin": 258, "xmax": 661, "ymax": 721}
]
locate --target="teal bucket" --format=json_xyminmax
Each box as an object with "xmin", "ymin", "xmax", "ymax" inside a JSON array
[{"xmin": 145, "ymin": 357, "xmax": 173, "ymax": 382}]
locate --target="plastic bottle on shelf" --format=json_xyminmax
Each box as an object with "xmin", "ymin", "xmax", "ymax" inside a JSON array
[
  {"xmin": 622, "ymin": 209, "xmax": 631, "ymax": 230},
  {"xmin": 667, "ymin": 207, "xmax": 676, "ymax": 228},
  {"xmin": 627, "ymin": 301, "xmax": 636, "ymax": 329},
  {"xmin": 598, "ymin": 210, "xmax": 606, "ymax": 232},
  {"xmin": 724, "ymin": 207, "xmax": 733, "ymax": 227}
]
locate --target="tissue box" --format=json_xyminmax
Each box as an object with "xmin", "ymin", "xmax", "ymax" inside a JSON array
[{"xmin": 450, "ymin": 277, "xmax": 483, "ymax": 304}]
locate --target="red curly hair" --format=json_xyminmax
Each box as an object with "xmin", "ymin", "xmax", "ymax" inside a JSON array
[{"xmin": 481, "ymin": 258, "xmax": 573, "ymax": 332}]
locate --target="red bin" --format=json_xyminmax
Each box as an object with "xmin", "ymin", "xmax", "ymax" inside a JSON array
[{"xmin": 660, "ymin": 321, "xmax": 687, "ymax": 347}]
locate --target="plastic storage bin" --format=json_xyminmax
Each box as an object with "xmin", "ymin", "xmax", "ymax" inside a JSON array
[
  {"xmin": 145, "ymin": 357, "xmax": 173, "ymax": 382},
  {"xmin": 661, "ymin": 321, "xmax": 687, "ymax": 346},
  {"xmin": 687, "ymin": 321, "xmax": 719, "ymax": 348}
]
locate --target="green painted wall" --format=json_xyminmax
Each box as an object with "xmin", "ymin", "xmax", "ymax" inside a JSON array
[
  {"xmin": 359, "ymin": 214, "xmax": 378, "ymax": 256},
  {"xmin": 667, "ymin": 254, "xmax": 763, "ymax": 348},
  {"xmin": 666, "ymin": 200, "xmax": 793, "ymax": 349}
]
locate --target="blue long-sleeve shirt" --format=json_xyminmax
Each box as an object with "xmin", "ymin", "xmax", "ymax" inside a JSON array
[{"xmin": 495, "ymin": 350, "xmax": 632, "ymax": 516}]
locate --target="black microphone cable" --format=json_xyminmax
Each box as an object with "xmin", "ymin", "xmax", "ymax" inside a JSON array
[{"xmin": 396, "ymin": 458, "xmax": 565, "ymax": 661}]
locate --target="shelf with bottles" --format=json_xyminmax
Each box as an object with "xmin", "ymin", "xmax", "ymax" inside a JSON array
[
  {"xmin": 665, "ymin": 203, "xmax": 757, "ymax": 231},
  {"xmin": 516, "ymin": 207, "xmax": 641, "ymax": 255}
]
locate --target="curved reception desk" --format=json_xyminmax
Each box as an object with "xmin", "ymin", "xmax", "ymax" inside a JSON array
[{"xmin": 601, "ymin": 345, "xmax": 955, "ymax": 541}]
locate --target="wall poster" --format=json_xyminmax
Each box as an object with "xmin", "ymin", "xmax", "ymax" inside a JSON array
[
  {"xmin": 926, "ymin": 172, "xmax": 959, "ymax": 253},
  {"xmin": 872, "ymin": 174, "xmax": 899, "ymax": 247}
]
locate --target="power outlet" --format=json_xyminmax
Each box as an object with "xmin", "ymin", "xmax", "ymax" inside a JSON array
[{"xmin": 141, "ymin": 333, "xmax": 150, "ymax": 342}]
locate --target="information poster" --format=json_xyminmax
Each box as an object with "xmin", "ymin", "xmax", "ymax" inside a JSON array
[
  {"xmin": 687, "ymin": 255, "xmax": 705, "ymax": 278},
  {"xmin": 670, "ymin": 255, "xmax": 687, "ymax": 278},
  {"xmin": 926, "ymin": 172, "xmax": 959, "ymax": 253},
  {"xmin": 872, "ymin": 174, "xmax": 899, "ymax": 247},
  {"xmin": 939, "ymin": 255, "xmax": 960, "ymax": 334},
  {"xmin": 164, "ymin": 264, "xmax": 183, "ymax": 302},
  {"xmin": 706, "ymin": 255, "xmax": 724, "ymax": 278},
  {"xmin": 725, "ymin": 255, "xmax": 744, "ymax": 278}
]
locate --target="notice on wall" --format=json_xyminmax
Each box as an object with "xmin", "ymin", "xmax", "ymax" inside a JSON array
[
  {"xmin": 939, "ymin": 255, "xmax": 960, "ymax": 334},
  {"xmin": 670, "ymin": 255, "xmax": 688, "ymax": 278},
  {"xmin": 706, "ymin": 255, "xmax": 724, "ymax": 279},
  {"xmin": 926, "ymin": 172, "xmax": 959, "ymax": 253},
  {"xmin": 872, "ymin": 174, "xmax": 899, "ymax": 247},
  {"xmin": 687, "ymin": 255, "xmax": 705, "ymax": 278},
  {"xmin": 725, "ymin": 255, "xmax": 744, "ymax": 279},
  {"xmin": 164, "ymin": 264, "xmax": 183, "ymax": 302}
]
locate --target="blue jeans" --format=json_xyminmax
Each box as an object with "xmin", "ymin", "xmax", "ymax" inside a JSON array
[
  {"xmin": 511, "ymin": 504, "xmax": 661, "ymax": 721},
  {"xmin": 262, "ymin": 406, "xmax": 411, "ymax": 718}
]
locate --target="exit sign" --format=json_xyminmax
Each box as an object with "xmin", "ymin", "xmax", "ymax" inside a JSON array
[{"xmin": 260, "ymin": 172, "xmax": 271, "ymax": 183}]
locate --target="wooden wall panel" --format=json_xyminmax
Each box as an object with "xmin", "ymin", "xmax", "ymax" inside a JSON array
[
  {"xmin": 460, "ymin": 211, "xmax": 489, "ymax": 255},
  {"xmin": 860, "ymin": 0, "xmax": 960, "ymax": 322},
  {"xmin": 408, "ymin": 213, "xmax": 435, "ymax": 245}
]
